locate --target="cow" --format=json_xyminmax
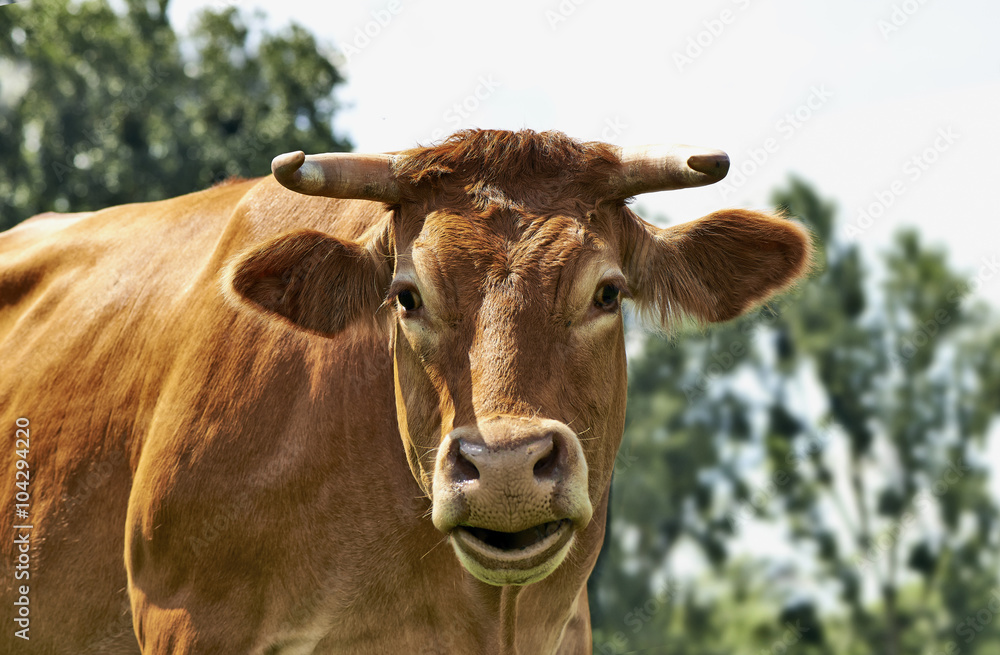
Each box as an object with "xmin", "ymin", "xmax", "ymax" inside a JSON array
[{"xmin": 0, "ymin": 129, "xmax": 811, "ymax": 654}]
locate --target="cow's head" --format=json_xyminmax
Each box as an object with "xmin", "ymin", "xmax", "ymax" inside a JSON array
[{"xmin": 236, "ymin": 130, "xmax": 811, "ymax": 586}]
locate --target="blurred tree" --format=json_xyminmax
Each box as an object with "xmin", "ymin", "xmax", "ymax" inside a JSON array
[
  {"xmin": 0, "ymin": 0, "xmax": 349, "ymax": 230},
  {"xmin": 592, "ymin": 179, "xmax": 1000, "ymax": 655}
]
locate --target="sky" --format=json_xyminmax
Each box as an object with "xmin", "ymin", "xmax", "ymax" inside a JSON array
[{"xmin": 166, "ymin": 0, "xmax": 1000, "ymax": 312}]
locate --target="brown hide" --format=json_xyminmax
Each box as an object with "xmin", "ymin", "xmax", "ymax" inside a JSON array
[{"xmin": 0, "ymin": 130, "xmax": 811, "ymax": 654}]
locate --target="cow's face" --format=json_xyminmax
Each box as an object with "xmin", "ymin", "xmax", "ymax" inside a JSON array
[
  {"xmin": 389, "ymin": 206, "xmax": 629, "ymax": 584},
  {"xmin": 240, "ymin": 130, "xmax": 812, "ymax": 587}
]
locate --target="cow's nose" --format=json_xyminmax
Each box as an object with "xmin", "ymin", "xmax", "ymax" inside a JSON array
[
  {"xmin": 431, "ymin": 419, "xmax": 592, "ymax": 535},
  {"xmin": 453, "ymin": 431, "xmax": 562, "ymax": 485}
]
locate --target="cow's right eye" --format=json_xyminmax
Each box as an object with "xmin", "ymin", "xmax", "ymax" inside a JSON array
[
  {"xmin": 593, "ymin": 284, "xmax": 622, "ymax": 312},
  {"xmin": 397, "ymin": 289, "xmax": 422, "ymax": 312}
]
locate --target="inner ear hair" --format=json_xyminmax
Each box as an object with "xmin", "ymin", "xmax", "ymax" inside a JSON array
[
  {"xmin": 230, "ymin": 230, "xmax": 391, "ymax": 336},
  {"xmin": 627, "ymin": 208, "xmax": 814, "ymax": 327}
]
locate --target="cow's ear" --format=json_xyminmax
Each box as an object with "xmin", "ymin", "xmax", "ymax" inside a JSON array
[
  {"xmin": 625, "ymin": 209, "xmax": 813, "ymax": 325},
  {"xmin": 229, "ymin": 230, "xmax": 391, "ymax": 335}
]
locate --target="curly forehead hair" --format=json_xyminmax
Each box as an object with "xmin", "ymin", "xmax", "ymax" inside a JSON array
[{"xmin": 393, "ymin": 130, "xmax": 624, "ymax": 209}]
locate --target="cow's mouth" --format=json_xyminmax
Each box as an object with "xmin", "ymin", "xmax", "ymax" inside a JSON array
[
  {"xmin": 459, "ymin": 519, "xmax": 570, "ymax": 553},
  {"xmin": 450, "ymin": 519, "xmax": 574, "ymax": 585}
]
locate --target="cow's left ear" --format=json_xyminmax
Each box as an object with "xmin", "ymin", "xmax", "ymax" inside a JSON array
[
  {"xmin": 625, "ymin": 208, "xmax": 813, "ymax": 325},
  {"xmin": 229, "ymin": 230, "xmax": 391, "ymax": 336}
]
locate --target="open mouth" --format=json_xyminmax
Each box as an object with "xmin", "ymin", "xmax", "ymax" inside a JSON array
[
  {"xmin": 458, "ymin": 519, "xmax": 571, "ymax": 553},
  {"xmin": 451, "ymin": 518, "xmax": 574, "ymax": 581},
  {"xmin": 448, "ymin": 517, "xmax": 578, "ymax": 585}
]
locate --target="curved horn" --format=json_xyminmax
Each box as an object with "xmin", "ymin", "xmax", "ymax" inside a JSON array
[
  {"xmin": 610, "ymin": 145, "xmax": 730, "ymax": 197},
  {"xmin": 271, "ymin": 151, "xmax": 401, "ymax": 203}
]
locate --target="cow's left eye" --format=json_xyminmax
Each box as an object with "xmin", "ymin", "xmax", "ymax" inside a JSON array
[{"xmin": 594, "ymin": 284, "xmax": 621, "ymax": 311}]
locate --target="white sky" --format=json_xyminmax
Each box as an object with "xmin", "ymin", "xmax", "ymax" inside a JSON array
[{"xmin": 168, "ymin": 0, "xmax": 1000, "ymax": 309}]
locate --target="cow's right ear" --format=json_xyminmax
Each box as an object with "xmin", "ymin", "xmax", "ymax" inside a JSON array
[{"xmin": 229, "ymin": 230, "xmax": 391, "ymax": 336}]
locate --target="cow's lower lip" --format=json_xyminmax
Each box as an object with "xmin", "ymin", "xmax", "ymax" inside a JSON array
[{"xmin": 450, "ymin": 519, "xmax": 574, "ymax": 584}]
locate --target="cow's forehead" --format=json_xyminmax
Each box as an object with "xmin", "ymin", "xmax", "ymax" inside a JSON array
[{"xmin": 408, "ymin": 209, "xmax": 607, "ymax": 284}]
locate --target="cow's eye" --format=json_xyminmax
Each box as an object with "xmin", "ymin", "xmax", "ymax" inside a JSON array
[
  {"xmin": 397, "ymin": 288, "xmax": 422, "ymax": 312},
  {"xmin": 594, "ymin": 284, "xmax": 621, "ymax": 311}
]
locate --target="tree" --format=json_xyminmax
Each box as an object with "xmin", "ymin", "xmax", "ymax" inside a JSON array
[
  {"xmin": 0, "ymin": 0, "xmax": 349, "ymax": 230},
  {"xmin": 593, "ymin": 179, "xmax": 1000, "ymax": 654}
]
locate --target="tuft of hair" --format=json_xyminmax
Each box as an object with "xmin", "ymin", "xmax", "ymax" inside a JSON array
[{"xmin": 393, "ymin": 129, "xmax": 621, "ymax": 205}]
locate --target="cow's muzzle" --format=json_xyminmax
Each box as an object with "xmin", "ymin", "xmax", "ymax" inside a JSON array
[{"xmin": 431, "ymin": 418, "xmax": 592, "ymax": 586}]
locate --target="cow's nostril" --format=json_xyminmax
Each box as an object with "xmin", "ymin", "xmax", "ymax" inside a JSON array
[
  {"xmin": 454, "ymin": 442, "xmax": 481, "ymax": 482},
  {"xmin": 532, "ymin": 434, "xmax": 559, "ymax": 480}
]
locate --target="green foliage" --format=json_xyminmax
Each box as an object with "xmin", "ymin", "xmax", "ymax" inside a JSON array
[
  {"xmin": 593, "ymin": 178, "xmax": 1000, "ymax": 654},
  {"xmin": 0, "ymin": 0, "xmax": 349, "ymax": 230}
]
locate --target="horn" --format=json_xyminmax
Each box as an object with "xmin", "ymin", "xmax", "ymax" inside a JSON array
[
  {"xmin": 610, "ymin": 145, "xmax": 730, "ymax": 197},
  {"xmin": 271, "ymin": 151, "xmax": 402, "ymax": 203}
]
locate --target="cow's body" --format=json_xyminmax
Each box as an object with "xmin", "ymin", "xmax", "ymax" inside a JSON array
[
  {"xmin": 0, "ymin": 130, "xmax": 810, "ymax": 654},
  {"xmin": 0, "ymin": 178, "xmax": 602, "ymax": 653}
]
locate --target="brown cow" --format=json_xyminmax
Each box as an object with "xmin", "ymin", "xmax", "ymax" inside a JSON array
[{"xmin": 0, "ymin": 130, "xmax": 811, "ymax": 654}]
